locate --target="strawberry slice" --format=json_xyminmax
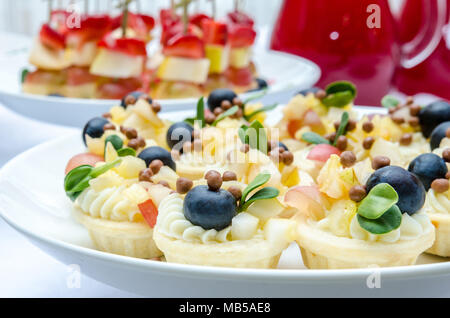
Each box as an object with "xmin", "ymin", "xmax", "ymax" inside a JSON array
[
  {"xmin": 227, "ymin": 11, "xmax": 254, "ymax": 27},
  {"xmin": 138, "ymin": 199, "xmax": 158, "ymax": 228},
  {"xmin": 98, "ymin": 36, "xmax": 147, "ymax": 56},
  {"xmin": 67, "ymin": 15, "xmax": 112, "ymax": 46},
  {"xmin": 163, "ymin": 34, "xmax": 205, "ymax": 59},
  {"xmin": 202, "ymin": 19, "xmax": 228, "ymax": 45},
  {"xmin": 39, "ymin": 24, "xmax": 66, "ymax": 51},
  {"xmin": 225, "ymin": 66, "xmax": 253, "ymax": 86},
  {"xmin": 160, "ymin": 9, "xmax": 181, "ymax": 30},
  {"xmin": 229, "ymin": 24, "xmax": 256, "ymax": 48},
  {"xmin": 51, "ymin": 10, "xmax": 71, "ymax": 34},
  {"xmin": 189, "ymin": 13, "xmax": 212, "ymax": 29},
  {"xmin": 114, "ymin": 12, "xmax": 155, "ymax": 36}
]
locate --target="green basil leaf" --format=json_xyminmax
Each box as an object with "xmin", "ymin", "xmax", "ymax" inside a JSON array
[
  {"xmin": 196, "ymin": 97, "xmax": 205, "ymax": 128},
  {"xmin": 89, "ymin": 158, "xmax": 122, "ymax": 178},
  {"xmin": 357, "ymin": 204, "xmax": 402, "ymax": 235},
  {"xmin": 357, "ymin": 183, "xmax": 399, "ymax": 219},
  {"xmin": 333, "ymin": 111, "xmax": 349, "ymax": 146},
  {"xmin": 244, "ymin": 103, "xmax": 278, "ymax": 121},
  {"xmin": 238, "ymin": 124, "xmax": 249, "ymax": 145},
  {"xmin": 105, "ymin": 135, "xmax": 123, "ymax": 151},
  {"xmin": 301, "ymin": 132, "xmax": 330, "ymax": 145},
  {"xmin": 212, "ymin": 106, "xmax": 239, "ymax": 126},
  {"xmin": 243, "ymin": 88, "xmax": 268, "ymax": 105},
  {"xmin": 117, "ymin": 147, "xmax": 136, "ymax": 157},
  {"xmin": 322, "ymin": 81, "xmax": 357, "ymax": 108},
  {"xmin": 248, "ymin": 120, "xmax": 267, "ymax": 154},
  {"xmin": 241, "ymin": 172, "xmax": 271, "ymax": 204},
  {"xmin": 239, "ymin": 187, "xmax": 280, "ymax": 212},
  {"xmin": 381, "ymin": 95, "xmax": 400, "ymax": 109},
  {"xmin": 20, "ymin": 69, "xmax": 29, "ymax": 84},
  {"xmin": 64, "ymin": 165, "xmax": 94, "ymax": 201}
]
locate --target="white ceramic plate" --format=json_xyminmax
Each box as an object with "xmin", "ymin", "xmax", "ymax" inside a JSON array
[
  {"xmin": 0, "ymin": 107, "xmax": 449, "ymax": 297},
  {"xmin": 0, "ymin": 35, "xmax": 320, "ymax": 127}
]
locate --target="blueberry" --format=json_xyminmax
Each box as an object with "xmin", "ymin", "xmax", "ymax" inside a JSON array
[
  {"xmin": 82, "ymin": 117, "xmax": 109, "ymax": 146},
  {"xmin": 247, "ymin": 78, "xmax": 268, "ymax": 92},
  {"xmin": 166, "ymin": 122, "xmax": 194, "ymax": 151},
  {"xmin": 278, "ymin": 141, "xmax": 289, "ymax": 152},
  {"xmin": 138, "ymin": 146, "xmax": 176, "ymax": 170},
  {"xmin": 183, "ymin": 185, "xmax": 237, "ymax": 231},
  {"xmin": 419, "ymin": 101, "xmax": 450, "ymax": 138},
  {"xmin": 430, "ymin": 121, "xmax": 450, "ymax": 150},
  {"xmin": 297, "ymin": 87, "xmax": 320, "ymax": 96},
  {"xmin": 207, "ymin": 89, "xmax": 237, "ymax": 111},
  {"xmin": 408, "ymin": 154, "xmax": 448, "ymax": 190},
  {"xmin": 366, "ymin": 166, "xmax": 426, "ymax": 215},
  {"xmin": 121, "ymin": 91, "xmax": 152, "ymax": 108}
]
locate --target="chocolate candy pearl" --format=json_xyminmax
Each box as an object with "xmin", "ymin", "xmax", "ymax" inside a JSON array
[
  {"xmin": 372, "ymin": 156, "xmax": 391, "ymax": 170},
  {"xmin": 405, "ymin": 96, "xmax": 414, "ymax": 105},
  {"xmin": 363, "ymin": 137, "xmax": 375, "ymax": 150},
  {"xmin": 125, "ymin": 128, "xmax": 138, "ymax": 140},
  {"xmin": 408, "ymin": 117, "xmax": 420, "ymax": 127},
  {"xmin": 128, "ymin": 139, "xmax": 140, "ymax": 150},
  {"xmin": 446, "ymin": 128, "xmax": 450, "ymax": 139},
  {"xmin": 223, "ymin": 171, "xmax": 237, "ymax": 182},
  {"xmin": 442, "ymin": 148, "xmax": 450, "ymax": 163},
  {"xmin": 340, "ymin": 151, "xmax": 356, "ymax": 168},
  {"xmin": 103, "ymin": 123, "xmax": 115, "ymax": 131},
  {"xmin": 333, "ymin": 121, "xmax": 341, "ymax": 131},
  {"xmin": 124, "ymin": 95, "xmax": 137, "ymax": 106},
  {"xmin": 240, "ymin": 144, "xmax": 250, "ymax": 153},
  {"xmin": 150, "ymin": 159, "xmax": 164, "ymax": 174},
  {"xmin": 392, "ymin": 114, "xmax": 405, "ymax": 125},
  {"xmin": 139, "ymin": 168, "xmax": 153, "ymax": 182},
  {"xmin": 232, "ymin": 97, "xmax": 243, "ymax": 107},
  {"xmin": 214, "ymin": 107, "xmax": 224, "ymax": 116},
  {"xmin": 446, "ymin": 172, "xmax": 450, "ymax": 179},
  {"xmin": 336, "ymin": 136, "xmax": 348, "ymax": 151},
  {"xmin": 176, "ymin": 178, "xmax": 193, "ymax": 194},
  {"xmin": 158, "ymin": 180, "xmax": 170, "ymax": 188},
  {"xmin": 137, "ymin": 137, "xmax": 146, "ymax": 148},
  {"xmin": 282, "ymin": 151, "xmax": 294, "ymax": 165},
  {"xmin": 267, "ymin": 140, "xmax": 278, "ymax": 151},
  {"xmin": 347, "ymin": 119, "xmax": 357, "ymax": 132},
  {"xmin": 315, "ymin": 90, "xmax": 327, "ymax": 99},
  {"xmin": 205, "ymin": 113, "xmax": 216, "ymax": 125},
  {"xmin": 325, "ymin": 132, "xmax": 337, "ymax": 143},
  {"xmin": 228, "ymin": 186, "xmax": 242, "ymax": 201},
  {"xmin": 221, "ymin": 100, "xmax": 232, "ymax": 110},
  {"xmin": 102, "ymin": 112, "xmax": 112, "ymax": 119},
  {"xmin": 362, "ymin": 121, "xmax": 374, "ymax": 133},
  {"xmin": 349, "ymin": 185, "xmax": 367, "ymax": 202},
  {"xmin": 409, "ymin": 104, "xmax": 421, "ymax": 116},
  {"xmin": 205, "ymin": 170, "xmax": 222, "ymax": 191},
  {"xmin": 151, "ymin": 102, "xmax": 161, "ymax": 113},
  {"xmin": 431, "ymin": 179, "xmax": 450, "ymax": 193},
  {"xmin": 400, "ymin": 133, "xmax": 413, "ymax": 146}
]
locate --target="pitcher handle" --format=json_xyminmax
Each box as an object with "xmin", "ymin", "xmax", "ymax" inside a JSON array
[{"xmin": 401, "ymin": 0, "xmax": 447, "ymax": 69}]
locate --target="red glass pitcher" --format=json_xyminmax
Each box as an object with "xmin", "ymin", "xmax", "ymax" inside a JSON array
[
  {"xmin": 393, "ymin": 0, "xmax": 449, "ymax": 100},
  {"xmin": 270, "ymin": 0, "xmax": 445, "ymax": 106}
]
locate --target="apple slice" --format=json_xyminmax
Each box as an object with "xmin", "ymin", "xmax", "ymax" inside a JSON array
[
  {"xmin": 307, "ymin": 144, "xmax": 341, "ymax": 163},
  {"xmin": 163, "ymin": 34, "xmax": 205, "ymax": 59},
  {"xmin": 284, "ymin": 186, "xmax": 325, "ymax": 220}
]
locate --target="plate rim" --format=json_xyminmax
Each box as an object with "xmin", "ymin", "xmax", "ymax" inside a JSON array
[{"xmin": 0, "ymin": 109, "xmax": 449, "ymax": 282}]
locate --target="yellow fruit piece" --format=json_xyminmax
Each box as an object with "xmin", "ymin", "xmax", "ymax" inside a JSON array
[
  {"xmin": 89, "ymin": 171, "xmax": 124, "ymax": 192},
  {"xmin": 339, "ymin": 168, "xmax": 357, "ymax": 188},
  {"xmin": 229, "ymin": 46, "xmax": 251, "ymax": 69},
  {"xmin": 110, "ymin": 106, "xmax": 127, "ymax": 125},
  {"xmin": 246, "ymin": 198, "xmax": 285, "ymax": 223},
  {"xmin": 326, "ymin": 200, "xmax": 357, "ymax": 237},
  {"xmin": 244, "ymin": 103, "xmax": 267, "ymax": 123},
  {"xmin": 317, "ymin": 154, "xmax": 347, "ymax": 199},
  {"xmin": 205, "ymin": 44, "xmax": 230, "ymax": 74},
  {"xmin": 123, "ymin": 183, "xmax": 150, "ymax": 205},
  {"xmin": 132, "ymin": 99, "xmax": 164, "ymax": 128},
  {"xmin": 104, "ymin": 142, "xmax": 118, "ymax": 163},
  {"xmin": 114, "ymin": 156, "xmax": 146, "ymax": 179},
  {"xmin": 86, "ymin": 135, "xmax": 105, "ymax": 156},
  {"xmin": 157, "ymin": 56, "xmax": 210, "ymax": 84},
  {"xmin": 281, "ymin": 165, "xmax": 300, "ymax": 187},
  {"xmin": 151, "ymin": 166, "xmax": 179, "ymax": 189}
]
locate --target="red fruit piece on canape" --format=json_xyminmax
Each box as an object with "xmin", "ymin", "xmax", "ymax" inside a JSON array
[
  {"xmin": 163, "ymin": 34, "xmax": 205, "ymax": 59},
  {"xmin": 225, "ymin": 66, "xmax": 253, "ymax": 86},
  {"xmin": 67, "ymin": 15, "xmax": 112, "ymax": 45},
  {"xmin": 40, "ymin": 24, "xmax": 66, "ymax": 51},
  {"xmin": 189, "ymin": 13, "xmax": 212, "ymax": 29},
  {"xmin": 138, "ymin": 199, "xmax": 159, "ymax": 228},
  {"xmin": 65, "ymin": 153, "xmax": 104, "ymax": 175},
  {"xmin": 97, "ymin": 77, "xmax": 144, "ymax": 99},
  {"xmin": 202, "ymin": 19, "xmax": 228, "ymax": 46},
  {"xmin": 160, "ymin": 9, "xmax": 181, "ymax": 30},
  {"xmin": 228, "ymin": 24, "xmax": 256, "ymax": 48},
  {"xmin": 307, "ymin": 144, "xmax": 341, "ymax": 163},
  {"xmin": 50, "ymin": 10, "xmax": 71, "ymax": 34},
  {"xmin": 227, "ymin": 11, "xmax": 255, "ymax": 27},
  {"xmin": 98, "ymin": 36, "xmax": 147, "ymax": 56}
]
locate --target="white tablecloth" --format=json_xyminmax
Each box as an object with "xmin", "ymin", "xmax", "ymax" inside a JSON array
[{"xmin": 0, "ymin": 104, "xmax": 139, "ymax": 297}]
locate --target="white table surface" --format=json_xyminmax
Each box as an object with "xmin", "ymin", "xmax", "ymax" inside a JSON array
[{"xmin": 0, "ymin": 104, "xmax": 140, "ymax": 297}]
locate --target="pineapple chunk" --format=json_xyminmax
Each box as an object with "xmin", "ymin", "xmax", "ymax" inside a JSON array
[
  {"xmin": 244, "ymin": 103, "xmax": 267, "ymax": 123},
  {"xmin": 145, "ymin": 183, "xmax": 173, "ymax": 207},
  {"xmin": 132, "ymin": 99, "xmax": 164, "ymax": 128},
  {"xmin": 90, "ymin": 49, "xmax": 144, "ymax": 78},
  {"xmin": 157, "ymin": 56, "xmax": 210, "ymax": 84},
  {"xmin": 205, "ymin": 44, "xmax": 230, "ymax": 74},
  {"xmin": 231, "ymin": 212, "xmax": 259, "ymax": 240},
  {"xmin": 229, "ymin": 46, "xmax": 252, "ymax": 69},
  {"xmin": 326, "ymin": 200, "xmax": 357, "ymax": 237},
  {"xmin": 123, "ymin": 183, "xmax": 150, "ymax": 204},
  {"xmin": 370, "ymin": 138, "xmax": 402, "ymax": 166},
  {"xmin": 86, "ymin": 135, "xmax": 105, "ymax": 156},
  {"xmin": 110, "ymin": 106, "xmax": 128, "ymax": 125},
  {"xmin": 104, "ymin": 142, "xmax": 118, "ymax": 163},
  {"xmin": 114, "ymin": 156, "xmax": 146, "ymax": 179},
  {"xmin": 246, "ymin": 198, "xmax": 285, "ymax": 223},
  {"xmin": 89, "ymin": 171, "xmax": 124, "ymax": 191},
  {"xmin": 263, "ymin": 219, "xmax": 296, "ymax": 246},
  {"xmin": 151, "ymin": 166, "xmax": 179, "ymax": 189},
  {"xmin": 317, "ymin": 155, "xmax": 347, "ymax": 199}
]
